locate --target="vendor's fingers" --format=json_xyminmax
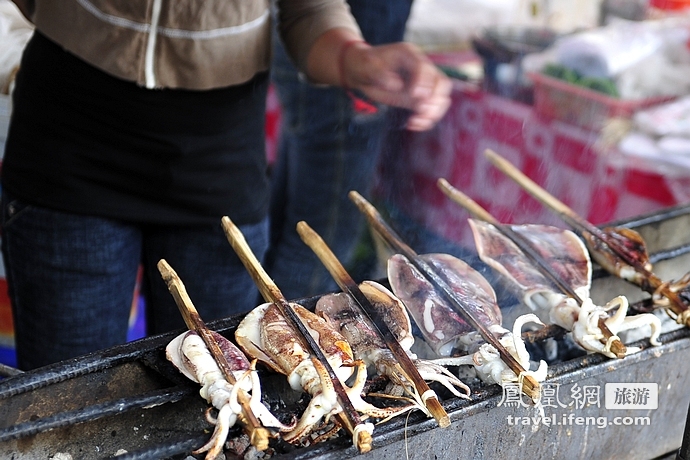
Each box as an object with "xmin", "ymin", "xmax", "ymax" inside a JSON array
[
  {"xmin": 343, "ymin": 42, "xmax": 452, "ymax": 130},
  {"xmin": 404, "ymin": 58, "xmax": 440, "ymax": 100},
  {"xmin": 406, "ymin": 97, "xmax": 452, "ymax": 131},
  {"xmin": 361, "ymin": 66, "xmax": 450, "ymax": 106},
  {"xmin": 346, "ymin": 43, "xmax": 439, "ymax": 97},
  {"xmin": 372, "ymin": 65, "xmax": 452, "ymax": 131},
  {"xmin": 357, "ymin": 78, "xmax": 450, "ymax": 130},
  {"xmin": 371, "ymin": 69, "xmax": 406, "ymax": 93},
  {"xmin": 381, "ymin": 49, "xmax": 452, "ymax": 129},
  {"xmin": 406, "ymin": 76, "xmax": 453, "ymax": 131},
  {"xmin": 385, "ymin": 42, "xmax": 448, "ymax": 101}
]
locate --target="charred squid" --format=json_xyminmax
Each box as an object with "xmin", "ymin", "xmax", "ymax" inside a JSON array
[{"xmin": 583, "ymin": 226, "xmax": 690, "ymax": 326}]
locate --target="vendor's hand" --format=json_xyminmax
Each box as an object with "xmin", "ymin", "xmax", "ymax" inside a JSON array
[{"xmin": 341, "ymin": 41, "xmax": 452, "ymax": 131}]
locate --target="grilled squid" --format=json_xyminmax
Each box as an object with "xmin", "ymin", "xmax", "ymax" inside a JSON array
[
  {"xmin": 388, "ymin": 252, "xmax": 547, "ymax": 388},
  {"xmin": 315, "ymin": 280, "xmax": 471, "ymax": 412},
  {"xmin": 235, "ymin": 302, "xmax": 413, "ymax": 447},
  {"xmin": 166, "ymin": 330, "xmax": 292, "ymax": 459},
  {"xmin": 468, "ymin": 219, "xmax": 661, "ymax": 359}
]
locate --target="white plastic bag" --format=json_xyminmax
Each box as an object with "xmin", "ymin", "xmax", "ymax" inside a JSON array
[
  {"xmin": 0, "ymin": 0, "xmax": 33, "ymax": 94},
  {"xmin": 554, "ymin": 19, "xmax": 664, "ymax": 79}
]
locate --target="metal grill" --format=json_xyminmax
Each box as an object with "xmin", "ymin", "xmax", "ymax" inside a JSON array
[{"xmin": 2, "ymin": 203, "xmax": 690, "ymax": 459}]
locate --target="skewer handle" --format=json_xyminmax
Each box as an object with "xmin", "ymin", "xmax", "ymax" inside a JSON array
[
  {"xmin": 438, "ymin": 178, "xmax": 498, "ymax": 225},
  {"xmin": 158, "ymin": 260, "xmax": 208, "ymax": 339},
  {"xmin": 220, "ymin": 217, "xmax": 282, "ymax": 304},
  {"xmin": 296, "ymin": 221, "xmax": 450, "ymax": 428},
  {"xmin": 484, "ymin": 149, "xmax": 576, "ymax": 219}
]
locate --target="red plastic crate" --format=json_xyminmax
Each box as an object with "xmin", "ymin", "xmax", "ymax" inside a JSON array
[
  {"xmin": 650, "ymin": 0, "xmax": 690, "ymax": 10},
  {"xmin": 529, "ymin": 72, "xmax": 673, "ymax": 131}
]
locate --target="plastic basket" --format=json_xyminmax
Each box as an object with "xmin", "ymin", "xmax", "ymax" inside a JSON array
[{"xmin": 529, "ymin": 72, "xmax": 673, "ymax": 131}]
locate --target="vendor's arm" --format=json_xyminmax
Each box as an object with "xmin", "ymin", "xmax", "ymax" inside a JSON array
[
  {"xmin": 306, "ymin": 28, "xmax": 452, "ymax": 131},
  {"xmin": 278, "ymin": 0, "xmax": 451, "ymax": 131}
]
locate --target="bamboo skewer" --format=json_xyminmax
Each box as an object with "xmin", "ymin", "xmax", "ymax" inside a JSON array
[
  {"xmin": 296, "ymin": 220, "xmax": 451, "ymax": 428},
  {"xmin": 157, "ymin": 259, "xmax": 270, "ymax": 451},
  {"xmin": 348, "ymin": 191, "xmax": 540, "ymax": 401},
  {"xmin": 437, "ymin": 178, "xmax": 627, "ymax": 358},
  {"xmin": 483, "ymin": 148, "xmax": 690, "ymax": 326},
  {"xmin": 438, "ymin": 178, "xmax": 583, "ymax": 302},
  {"xmin": 220, "ymin": 216, "xmax": 372, "ymax": 453}
]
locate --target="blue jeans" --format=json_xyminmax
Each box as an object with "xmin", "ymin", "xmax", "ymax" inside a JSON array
[
  {"xmin": 264, "ymin": 0, "xmax": 413, "ymax": 300},
  {"xmin": 1, "ymin": 193, "xmax": 268, "ymax": 370}
]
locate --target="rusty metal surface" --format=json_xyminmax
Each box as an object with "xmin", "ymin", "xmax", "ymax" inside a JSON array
[{"xmin": 1, "ymin": 203, "xmax": 690, "ymax": 459}]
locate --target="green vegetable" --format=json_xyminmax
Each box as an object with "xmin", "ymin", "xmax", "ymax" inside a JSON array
[
  {"xmin": 542, "ymin": 63, "xmax": 580, "ymax": 83},
  {"xmin": 579, "ymin": 77, "xmax": 619, "ymax": 97},
  {"xmin": 541, "ymin": 64, "xmax": 619, "ymax": 98}
]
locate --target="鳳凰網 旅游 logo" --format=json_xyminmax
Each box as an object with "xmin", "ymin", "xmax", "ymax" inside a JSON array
[
  {"xmin": 605, "ymin": 383, "xmax": 657, "ymax": 409},
  {"xmin": 500, "ymin": 381, "xmax": 657, "ymax": 429}
]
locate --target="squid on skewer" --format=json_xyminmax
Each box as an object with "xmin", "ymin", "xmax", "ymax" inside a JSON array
[
  {"xmin": 235, "ymin": 302, "xmax": 413, "ymax": 447},
  {"xmin": 468, "ymin": 219, "xmax": 661, "ymax": 359},
  {"xmin": 483, "ymin": 148, "xmax": 690, "ymax": 327},
  {"xmin": 387, "ymin": 252, "xmax": 548, "ymax": 390},
  {"xmin": 316, "ymin": 280, "xmax": 471, "ymax": 411},
  {"xmin": 166, "ymin": 330, "xmax": 293, "ymax": 460},
  {"xmin": 583, "ymin": 226, "xmax": 690, "ymax": 325}
]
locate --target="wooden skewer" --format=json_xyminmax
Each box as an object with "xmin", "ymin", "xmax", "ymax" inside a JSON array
[
  {"xmin": 522, "ymin": 323, "xmax": 567, "ymax": 344},
  {"xmin": 483, "ymin": 148, "xmax": 690, "ymax": 326},
  {"xmin": 220, "ymin": 216, "xmax": 372, "ymax": 453},
  {"xmin": 157, "ymin": 259, "xmax": 270, "ymax": 451},
  {"xmin": 296, "ymin": 221, "xmax": 451, "ymax": 428},
  {"xmin": 438, "ymin": 178, "xmax": 583, "ymax": 302},
  {"xmin": 437, "ymin": 178, "xmax": 627, "ymax": 358},
  {"xmin": 348, "ymin": 191, "xmax": 540, "ymax": 401}
]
